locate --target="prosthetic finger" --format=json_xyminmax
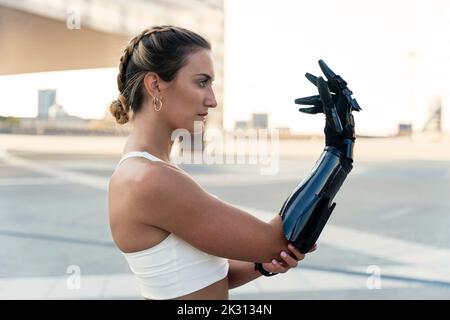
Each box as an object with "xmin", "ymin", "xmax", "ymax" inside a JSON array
[
  {"xmin": 295, "ymin": 95, "xmax": 322, "ymax": 106},
  {"xmin": 318, "ymin": 77, "xmax": 343, "ymax": 134},
  {"xmin": 319, "ymin": 59, "xmax": 362, "ymax": 112},
  {"xmin": 305, "ymin": 71, "xmax": 342, "ymax": 95},
  {"xmin": 298, "ymin": 106, "xmax": 323, "ymax": 114},
  {"xmin": 296, "ymin": 92, "xmax": 359, "ymax": 113},
  {"xmin": 351, "ymin": 99, "xmax": 362, "ymax": 112},
  {"xmin": 305, "ymin": 72, "xmax": 319, "ymax": 87},
  {"xmin": 318, "ymin": 59, "xmax": 337, "ymax": 81}
]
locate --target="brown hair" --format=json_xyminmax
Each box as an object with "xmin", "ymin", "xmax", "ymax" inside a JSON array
[{"xmin": 109, "ymin": 25, "xmax": 211, "ymax": 124}]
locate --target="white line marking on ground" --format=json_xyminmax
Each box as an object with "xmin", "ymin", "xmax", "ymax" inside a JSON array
[
  {"xmin": 0, "ymin": 177, "xmax": 69, "ymax": 186},
  {"xmin": 378, "ymin": 207, "xmax": 414, "ymax": 221},
  {"xmin": 0, "ymin": 149, "xmax": 109, "ymax": 190}
]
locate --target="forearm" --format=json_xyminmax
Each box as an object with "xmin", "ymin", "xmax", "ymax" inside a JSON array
[{"xmin": 227, "ymin": 259, "xmax": 261, "ymax": 289}]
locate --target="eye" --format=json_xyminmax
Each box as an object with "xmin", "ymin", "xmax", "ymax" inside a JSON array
[{"xmin": 199, "ymin": 79, "xmax": 209, "ymax": 88}]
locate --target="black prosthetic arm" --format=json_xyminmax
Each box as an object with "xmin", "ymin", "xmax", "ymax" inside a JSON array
[
  {"xmin": 279, "ymin": 59, "xmax": 361, "ymax": 254},
  {"xmin": 279, "ymin": 147, "xmax": 352, "ymax": 254},
  {"xmin": 255, "ymin": 60, "xmax": 360, "ymax": 276},
  {"xmin": 255, "ymin": 146, "xmax": 353, "ymax": 276}
]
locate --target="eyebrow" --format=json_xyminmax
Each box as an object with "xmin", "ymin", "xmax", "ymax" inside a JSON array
[{"xmin": 194, "ymin": 73, "xmax": 214, "ymax": 80}]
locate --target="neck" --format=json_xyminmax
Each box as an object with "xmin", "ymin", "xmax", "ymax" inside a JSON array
[{"xmin": 124, "ymin": 111, "xmax": 175, "ymax": 163}]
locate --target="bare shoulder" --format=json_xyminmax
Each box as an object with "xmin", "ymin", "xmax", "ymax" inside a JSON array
[
  {"xmin": 109, "ymin": 159, "xmax": 184, "ymax": 210},
  {"xmin": 111, "ymin": 159, "xmax": 194, "ymax": 193},
  {"xmin": 108, "ymin": 159, "xmax": 183, "ymax": 251},
  {"xmin": 127, "ymin": 161, "xmax": 215, "ymax": 224}
]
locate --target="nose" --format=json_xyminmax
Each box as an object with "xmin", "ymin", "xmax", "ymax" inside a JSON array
[{"xmin": 205, "ymin": 87, "xmax": 217, "ymax": 108}]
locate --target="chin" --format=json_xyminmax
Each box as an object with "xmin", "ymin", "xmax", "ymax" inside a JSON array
[{"xmin": 173, "ymin": 120, "xmax": 204, "ymax": 135}]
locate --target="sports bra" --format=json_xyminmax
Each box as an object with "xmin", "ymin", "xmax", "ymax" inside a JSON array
[{"xmin": 115, "ymin": 151, "xmax": 229, "ymax": 300}]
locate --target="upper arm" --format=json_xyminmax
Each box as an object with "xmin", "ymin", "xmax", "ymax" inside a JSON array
[{"xmin": 131, "ymin": 165, "xmax": 289, "ymax": 263}]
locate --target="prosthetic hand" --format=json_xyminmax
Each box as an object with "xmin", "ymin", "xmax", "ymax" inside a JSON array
[
  {"xmin": 255, "ymin": 60, "xmax": 361, "ymax": 276},
  {"xmin": 279, "ymin": 59, "xmax": 361, "ymax": 254}
]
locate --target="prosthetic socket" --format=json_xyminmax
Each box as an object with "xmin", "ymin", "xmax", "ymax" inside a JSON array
[
  {"xmin": 279, "ymin": 60, "xmax": 361, "ymax": 254},
  {"xmin": 279, "ymin": 146, "xmax": 352, "ymax": 254},
  {"xmin": 255, "ymin": 145, "xmax": 353, "ymax": 276}
]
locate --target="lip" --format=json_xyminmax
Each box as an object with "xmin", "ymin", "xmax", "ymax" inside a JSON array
[{"xmin": 197, "ymin": 113, "xmax": 207, "ymax": 121}]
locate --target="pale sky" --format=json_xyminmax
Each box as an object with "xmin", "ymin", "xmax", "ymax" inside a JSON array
[
  {"xmin": 0, "ymin": 68, "xmax": 118, "ymax": 120},
  {"xmin": 224, "ymin": 0, "xmax": 450, "ymax": 135},
  {"xmin": 1, "ymin": 0, "xmax": 449, "ymax": 136}
]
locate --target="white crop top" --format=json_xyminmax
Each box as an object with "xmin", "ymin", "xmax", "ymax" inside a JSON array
[{"xmin": 115, "ymin": 151, "xmax": 229, "ymax": 300}]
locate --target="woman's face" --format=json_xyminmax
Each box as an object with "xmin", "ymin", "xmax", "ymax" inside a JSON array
[{"xmin": 160, "ymin": 49, "xmax": 217, "ymax": 133}]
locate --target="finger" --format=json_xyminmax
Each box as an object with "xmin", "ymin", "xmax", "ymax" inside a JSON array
[
  {"xmin": 280, "ymin": 251, "xmax": 299, "ymax": 268},
  {"xmin": 307, "ymin": 70, "xmax": 342, "ymax": 94},
  {"xmin": 318, "ymin": 60, "xmax": 343, "ymax": 94},
  {"xmin": 295, "ymin": 95, "xmax": 322, "ymax": 106},
  {"xmin": 287, "ymin": 244, "xmax": 306, "ymax": 261},
  {"xmin": 298, "ymin": 106, "xmax": 323, "ymax": 114},
  {"xmin": 318, "ymin": 59, "xmax": 337, "ymax": 82},
  {"xmin": 351, "ymin": 98, "xmax": 362, "ymax": 111},
  {"xmin": 270, "ymin": 259, "xmax": 288, "ymax": 273},
  {"xmin": 318, "ymin": 76, "xmax": 343, "ymax": 134},
  {"xmin": 262, "ymin": 260, "xmax": 280, "ymax": 273},
  {"xmin": 277, "ymin": 264, "xmax": 289, "ymax": 273},
  {"xmin": 308, "ymin": 243, "xmax": 318, "ymax": 253},
  {"xmin": 306, "ymin": 71, "xmax": 339, "ymax": 94},
  {"xmin": 317, "ymin": 77, "xmax": 334, "ymax": 107},
  {"xmin": 305, "ymin": 72, "xmax": 319, "ymax": 87}
]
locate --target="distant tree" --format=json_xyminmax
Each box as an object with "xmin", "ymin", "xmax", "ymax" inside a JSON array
[{"xmin": 0, "ymin": 116, "xmax": 21, "ymax": 126}]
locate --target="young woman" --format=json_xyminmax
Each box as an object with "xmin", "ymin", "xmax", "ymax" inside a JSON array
[{"xmin": 108, "ymin": 25, "xmax": 316, "ymax": 300}]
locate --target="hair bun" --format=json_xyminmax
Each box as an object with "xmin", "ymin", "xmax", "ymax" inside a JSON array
[{"xmin": 109, "ymin": 95, "xmax": 129, "ymax": 124}]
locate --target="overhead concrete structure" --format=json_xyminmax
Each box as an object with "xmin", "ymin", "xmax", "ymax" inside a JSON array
[{"xmin": 0, "ymin": 5, "xmax": 129, "ymax": 75}]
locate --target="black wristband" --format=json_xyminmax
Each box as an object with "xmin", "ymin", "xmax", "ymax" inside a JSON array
[{"xmin": 254, "ymin": 262, "xmax": 277, "ymax": 277}]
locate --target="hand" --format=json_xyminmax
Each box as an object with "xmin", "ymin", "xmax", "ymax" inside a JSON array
[
  {"xmin": 295, "ymin": 59, "xmax": 361, "ymax": 155},
  {"xmin": 261, "ymin": 243, "xmax": 317, "ymax": 274}
]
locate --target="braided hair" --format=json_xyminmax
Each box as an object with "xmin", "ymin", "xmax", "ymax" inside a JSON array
[{"xmin": 109, "ymin": 25, "xmax": 211, "ymax": 124}]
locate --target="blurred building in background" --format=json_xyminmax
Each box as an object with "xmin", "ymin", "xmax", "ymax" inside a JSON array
[
  {"xmin": 422, "ymin": 97, "xmax": 442, "ymax": 134},
  {"xmin": 252, "ymin": 113, "xmax": 268, "ymax": 129},
  {"xmin": 398, "ymin": 123, "xmax": 413, "ymax": 137},
  {"xmin": 38, "ymin": 90, "xmax": 56, "ymax": 119},
  {"xmin": 234, "ymin": 113, "xmax": 269, "ymax": 130}
]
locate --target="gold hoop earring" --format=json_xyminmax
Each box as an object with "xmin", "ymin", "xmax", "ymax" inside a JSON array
[{"xmin": 154, "ymin": 96, "xmax": 163, "ymax": 112}]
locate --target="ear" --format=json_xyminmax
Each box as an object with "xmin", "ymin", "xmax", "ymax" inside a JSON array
[{"xmin": 143, "ymin": 72, "xmax": 161, "ymax": 98}]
